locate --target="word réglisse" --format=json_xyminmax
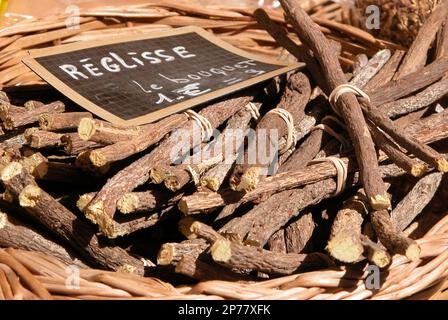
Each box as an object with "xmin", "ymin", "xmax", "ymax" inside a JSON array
[{"xmin": 59, "ymin": 46, "xmax": 196, "ymax": 80}]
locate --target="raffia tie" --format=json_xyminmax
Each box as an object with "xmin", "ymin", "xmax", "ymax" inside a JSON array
[
  {"xmin": 308, "ymin": 156, "xmax": 348, "ymax": 196},
  {"xmin": 328, "ymin": 84, "xmax": 371, "ymax": 116},
  {"xmin": 186, "ymin": 165, "xmax": 200, "ymax": 185},
  {"xmin": 311, "ymin": 115, "xmax": 350, "ymax": 151},
  {"xmin": 267, "ymin": 108, "xmax": 297, "ymax": 154},
  {"xmin": 184, "ymin": 110, "xmax": 213, "ymax": 142},
  {"xmin": 245, "ymin": 102, "xmax": 260, "ymax": 120}
]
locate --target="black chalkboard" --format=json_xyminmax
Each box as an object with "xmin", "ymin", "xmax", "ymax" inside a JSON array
[{"xmin": 23, "ymin": 27, "xmax": 301, "ymax": 125}]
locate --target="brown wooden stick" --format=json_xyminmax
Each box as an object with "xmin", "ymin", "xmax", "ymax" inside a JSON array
[
  {"xmin": 0, "ymin": 162, "xmax": 145, "ymax": 274},
  {"xmin": 369, "ymin": 124, "xmax": 427, "ymax": 177},
  {"xmin": 285, "ymin": 212, "xmax": 314, "ymax": 254},
  {"xmin": 157, "ymin": 239, "xmax": 209, "ymax": 266},
  {"xmin": 364, "ymin": 50, "xmax": 405, "ymax": 91},
  {"xmin": 198, "ymin": 103, "xmax": 262, "ymax": 191},
  {"xmin": 24, "ymin": 128, "xmax": 63, "ymax": 149},
  {"xmin": 436, "ymin": 17, "xmax": 448, "ymax": 59},
  {"xmin": 0, "ymin": 209, "xmax": 86, "ymax": 267},
  {"xmin": 253, "ymin": 8, "xmax": 328, "ymax": 92},
  {"xmin": 229, "ymin": 72, "xmax": 311, "ymax": 192},
  {"xmin": 175, "ymin": 255, "xmax": 253, "ymax": 282},
  {"xmin": 39, "ymin": 112, "xmax": 92, "ymax": 131},
  {"xmin": 391, "ymin": 172, "xmax": 444, "ymax": 231},
  {"xmin": 210, "ymin": 238, "xmax": 331, "ymax": 275},
  {"xmin": 370, "ymin": 210, "xmax": 421, "ymax": 262},
  {"xmin": 23, "ymin": 100, "xmax": 44, "ymax": 111},
  {"xmin": 117, "ymin": 190, "xmax": 182, "ymax": 215},
  {"xmin": 85, "ymin": 95, "xmax": 253, "ymax": 238},
  {"xmin": 179, "ymin": 219, "xmax": 223, "ymax": 243},
  {"xmin": 327, "ymin": 191, "xmax": 366, "ymax": 263},
  {"xmin": 159, "ymin": 155, "xmax": 223, "ymax": 192},
  {"xmin": 3, "ymin": 101, "xmax": 65, "ymax": 130},
  {"xmin": 267, "ymin": 229, "xmax": 287, "ymax": 253},
  {"xmin": 78, "ymin": 118, "xmax": 143, "ymax": 144},
  {"xmin": 281, "ymin": 0, "xmax": 389, "ymax": 210},
  {"xmin": 378, "ymin": 77, "xmax": 448, "ymax": 119},
  {"xmin": 394, "ymin": 0, "xmax": 448, "ymax": 79},
  {"xmin": 360, "ymin": 235, "xmax": 391, "ymax": 268},
  {"xmin": 362, "ymin": 101, "xmax": 448, "ymax": 172},
  {"xmin": 0, "ymin": 103, "xmax": 25, "ymax": 122},
  {"xmin": 61, "ymin": 133, "xmax": 103, "ymax": 156},
  {"xmin": 20, "ymin": 152, "xmax": 88, "ymax": 185},
  {"xmin": 368, "ymin": 58, "xmax": 448, "ymax": 107},
  {"xmin": 87, "ymin": 114, "xmax": 187, "ymax": 167}
]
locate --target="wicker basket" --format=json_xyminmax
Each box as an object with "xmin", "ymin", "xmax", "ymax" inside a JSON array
[
  {"xmin": 0, "ymin": 213, "xmax": 447, "ymax": 300},
  {"xmin": 0, "ymin": 0, "xmax": 447, "ymax": 300}
]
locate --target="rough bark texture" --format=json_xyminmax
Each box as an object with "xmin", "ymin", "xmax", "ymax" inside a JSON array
[
  {"xmin": 210, "ymin": 238, "xmax": 331, "ymax": 275},
  {"xmin": 4, "ymin": 101, "xmax": 65, "ymax": 130},
  {"xmin": 327, "ymin": 192, "xmax": 367, "ymax": 263},
  {"xmin": 39, "ymin": 112, "xmax": 92, "ymax": 131},
  {"xmin": 0, "ymin": 209, "xmax": 86, "ymax": 267},
  {"xmin": 391, "ymin": 172, "xmax": 444, "ymax": 231},
  {"xmin": 230, "ymin": 72, "xmax": 311, "ymax": 192},
  {"xmin": 394, "ymin": 0, "xmax": 448, "ymax": 79},
  {"xmin": 78, "ymin": 118, "xmax": 143, "ymax": 145},
  {"xmin": 117, "ymin": 190, "xmax": 182, "ymax": 214},
  {"xmin": 0, "ymin": 162, "xmax": 145, "ymax": 274},
  {"xmin": 157, "ymin": 239, "xmax": 209, "ymax": 266},
  {"xmin": 378, "ymin": 78, "xmax": 448, "ymax": 119},
  {"xmin": 85, "ymin": 94, "xmax": 253, "ymax": 238},
  {"xmin": 281, "ymin": 0, "xmax": 389, "ymax": 210},
  {"xmin": 371, "ymin": 210, "xmax": 421, "ymax": 262},
  {"xmin": 364, "ymin": 50, "xmax": 405, "ymax": 91}
]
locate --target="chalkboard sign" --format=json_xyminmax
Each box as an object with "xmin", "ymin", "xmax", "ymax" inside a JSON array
[{"xmin": 23, "ymin": 26, "xmax": 302, "ymax": 125}]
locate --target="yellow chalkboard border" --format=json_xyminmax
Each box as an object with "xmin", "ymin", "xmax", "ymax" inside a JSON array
[{"xmin": 22, "ymin": 26, "xmax": 303, "ymax": 125}]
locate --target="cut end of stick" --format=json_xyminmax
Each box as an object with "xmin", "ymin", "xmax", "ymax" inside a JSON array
[
  {"xmin": 97, "ymin": 214, "xmax": 125, "ymax": 239},
  {"xmin": 78, "ymin": 118, "xmax": 97, "ymax": 141},
  {"xmin": 405, "ymin": 243, "xmax": 421, "ymax": 262},
  {"xmin": 21, "ymin": 153, "xmax": 48, "ymax": 179},
  {"xmin": 1, "ymin": 162, "xmax": 23, "ymax": 181},
  {"xmin": 210, "ymin": 238, "xmax": 232, "ymax": 263},
  {"xmin": 157, "ymin": 244, "xmax": 175, "ymax": 266},
  {"xmin": 38, "ymin": 113, "xmax": 52, "ymax": 130},
  {"xmin": 165, "ymin": 178, "xmax": 181, "ymax": 192},
  {"xmin": 149, "ymin": 168, "xmax": 166, "ymax": 184},
  {"xmin": 19, "ymin": 185, "xmax": 41, "ymax": 208},
  {"xmin": 200, "ymin": 177, "xmax": 220, "ymax": 192},
  {"xmin": 234, "ymin": 167, "xmax": 260, "ymax": 193},
  {"xmin": 327, "ymin": 237, "xmax": 364, "ymax": 263},
  {"xmin": 436, "ymin": 158, "xmax": 448, "ymax": 172},
  {"xmin": 177, "ymin": 198, "xmax": 189, "ymax": 215},
  {"xmin": 178, "ymin": 217, "xmax": 197, "ymax": 239},
  {"xmin": 117, "ymin": 193, "xmax": 140, "ymax": 214},
  {"xmin": 76, "ymin": 193, "xmax": 95, "ymax": 213},
  {"xmin": 369, "ymin": 249, "xmax": 391, "ymax": 269},
  {"xmin": 85, "ymin": 200, "xmax": 104, "ymax": 225},
  {"xmin": 370, "ymin": 194, "xmax": 391, "ymax": 211},
  {"xmin": 88, "ymin": 150, "xmax": 108, "ymax": 168},
  {"xmin": 410, "ymin": 163, "xmax": 428, "ymax": 177}
]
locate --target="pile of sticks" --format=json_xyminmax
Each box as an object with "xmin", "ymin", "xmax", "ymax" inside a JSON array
[{"xmin": 0, "ymin": 0, "xmax": 447, "ymax": 296}]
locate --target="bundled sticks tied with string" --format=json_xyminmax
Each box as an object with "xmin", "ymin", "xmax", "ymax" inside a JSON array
[{"xmin": 1, "ymin": 0, "xmax": 448, "ymax": 300}]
